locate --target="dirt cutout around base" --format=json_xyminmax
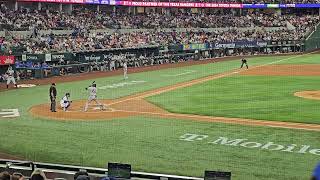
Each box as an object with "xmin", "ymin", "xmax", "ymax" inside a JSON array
[
  {"xmin": 295, "ymin": 91, "xmax": 320, "ymax": 100},
  {"xmin": 240, "ymin": 65, "xmax": 320, "ymax": 76},
  {"xmin": 30, "ymin": 67, "xmax": 320, "ymax": 132},
  {"xmin": 30, "ymin": 99, "xmax": 167, "ymax": 121}
]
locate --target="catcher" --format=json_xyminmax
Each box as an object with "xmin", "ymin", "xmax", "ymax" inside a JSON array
[
  {"xmin": 84, "ymin": 82, "xmax": 106, "ymax": 112},
  {"xmin": 60, "ymin": 93, "xmax": 72, "ymax": 111}
]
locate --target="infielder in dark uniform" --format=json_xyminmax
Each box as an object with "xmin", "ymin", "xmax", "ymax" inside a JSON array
[
  {"xmin": 240, "ymin": 58, "xmax": 248, "ymax": 69},
  {"xmin": 49, "ymin": 83, "xmax": 57, "ymax": 112}
]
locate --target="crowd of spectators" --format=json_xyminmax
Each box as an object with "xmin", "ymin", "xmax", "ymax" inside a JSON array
[
  {"xmin": 0, "ymin": 169, "xmax": 47, "ymax": 180},
  {"xmin": 0, "ymin": 169, "xmax": 124, "ymax": 180},
  {"xmin": 1, "ymin": 5, "xmax": 319, "ymax": 31},
  {"xmin": 0, "ymin": 3, "xmax": 319, "ymax": 54},
  {"xmin": 0, "ymin": 27, "xmax": 312, "ymax": 54}
]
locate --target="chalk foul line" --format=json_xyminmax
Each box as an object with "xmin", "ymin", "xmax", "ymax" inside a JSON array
[
  {"xmin": 161, "ymin": 70, "xmax": 197, "ymax": 77},
  {"xmin": 108, "ymin": 52, "xmax": 317, "ymax": 106},
  {"xmin": 97, "ymin": 52, "xmax": 320, "ymax": 131}
]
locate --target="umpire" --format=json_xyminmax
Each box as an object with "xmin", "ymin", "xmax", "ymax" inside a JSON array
[
  {"xmin": 49, "ymin": 83, "xmax": 57, "ymax": 112},
  {"xmin": 240, "ymin": 58, "xmax": 248, "ymax": 69}
]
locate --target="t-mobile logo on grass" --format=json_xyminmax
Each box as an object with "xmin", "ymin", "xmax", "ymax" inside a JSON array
[{"xmin": 179, "ymin": 133, "xmax": 320, "ymax": 156}]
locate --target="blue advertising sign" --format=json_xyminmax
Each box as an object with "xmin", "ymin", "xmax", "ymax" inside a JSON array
[
  {"xmin": 243, "ymin": 4, "xmax": 267, "ymax": 8},
  {"xmin": 85, "ymin": 0, "xmax": 101, "ymax": 4},
  {"xmin": 211, "ymin": 41, "xmax": 267, "ymax": 48}
]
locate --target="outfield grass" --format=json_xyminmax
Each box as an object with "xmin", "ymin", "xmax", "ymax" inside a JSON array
[
  {"xmin": 0, "ymin": 55, "xmax": 293, "ymax": 108},
  {"xmin": 147, "ymin": 53, "xmax": 320, "ymax": 124},
  {"xmin": 147, "ymin": 75, "xmax": 320, "ymax": 124},
  {"xmin": 0, "ymin": 116, "xmax": 319, "ymax": 180},
  {"xmin": 0, "ymin": 54, "xmax": 320, "ymax": 180},
  {"xmin": 275, "ymin": 53, "xmax": 320, "ymax": 64}
]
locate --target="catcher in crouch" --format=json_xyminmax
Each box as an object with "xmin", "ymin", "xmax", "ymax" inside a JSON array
[
  {"xmin": 60, "ymin": 93, "xmax": 72, "ymax": 111},
  {"xmin": 84, "ymin": 82, "xmax": 106, "ymax": 112}
]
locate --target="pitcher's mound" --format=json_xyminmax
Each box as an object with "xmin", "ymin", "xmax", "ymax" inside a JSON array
[
  {"xmin": 294, "ymin": 91, "xmax": 320, "ymax": 100},
  {"xmin": 29, "ymin": 99, "xmax": 168, "ymax": 121}
]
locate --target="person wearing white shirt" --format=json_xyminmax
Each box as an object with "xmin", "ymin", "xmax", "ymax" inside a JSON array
[
  {"xmin": 84, "ymin": 83, "xmax": 106, "ymax": 112},
  {"xmin": 60, "ymin": 93, "xmax": 72, "ymax": 111}
]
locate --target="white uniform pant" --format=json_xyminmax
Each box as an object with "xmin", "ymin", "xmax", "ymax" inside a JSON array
[
  {"xmin": 60, "ymin": 102, "xmax": 70, "ymax": 111},
  {"xmin": 123, "ymin": 67, "xmax": 128, "ymax": 79},
  {"xmin": 84, "ymin": 95, "xmax": 105, "ymax": 111},
  {"xmin": 7, "ymin": 76, "xmax": 16, "ymax": 85}
]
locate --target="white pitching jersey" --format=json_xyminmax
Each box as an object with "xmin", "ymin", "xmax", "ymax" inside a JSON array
[
  {"xmin": 87, "ymin": 86, "xmax": 98, "ymax": 101},
  {"xmin": 7, "ymin": 69, "xmax": 14, "ymax": 76},
  {"xmin": 88, "ymin": 86, "xmax": 97, "ymax": 96},
  {"xmin": 6, "ymin": 69, "xmax": 16, "ymax": 85}
]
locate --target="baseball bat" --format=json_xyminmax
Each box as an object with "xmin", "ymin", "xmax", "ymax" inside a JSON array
[{"xmin": 86, "ymin": 81, "xmax": 95, "ymax": 90}]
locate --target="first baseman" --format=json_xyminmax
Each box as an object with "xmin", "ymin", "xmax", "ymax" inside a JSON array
[
  {"xmin": 240, "ymin": 58, "xmax": 248, "ymax": 69},
  {"xmin": 6, "ymin": 66, "xmax": 17, "ymax": 88}
]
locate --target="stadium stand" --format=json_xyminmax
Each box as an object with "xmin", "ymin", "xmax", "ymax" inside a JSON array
[
  {"xmin": 0, "ymin": 1, "xmax": 319, "ymax": 80},
  {"xmin": 0, "ymin": 5, "xmax": 318, "ymax": 54}
]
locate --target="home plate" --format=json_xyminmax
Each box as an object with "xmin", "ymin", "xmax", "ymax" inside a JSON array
[{"xmin": 93, "ymin": 105, "xmax": 114, "ymax": 112}]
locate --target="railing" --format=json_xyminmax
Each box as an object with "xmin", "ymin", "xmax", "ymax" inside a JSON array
[
  {"xmin": 305, "ymin": 22, "xmax": 320, "ymax": 51},
  {"xmin": 0, "ymin": 159, "xmax": 202, "ymax": 180}
]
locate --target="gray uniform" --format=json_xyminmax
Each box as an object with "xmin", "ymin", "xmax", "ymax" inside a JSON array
[
  {"xmin": 123, "ymin": 61, "xmax": 128, "ymax": 79},
  {"xmin": 84, "ymin": 85, "xmax": 105, "ymax": 111}
]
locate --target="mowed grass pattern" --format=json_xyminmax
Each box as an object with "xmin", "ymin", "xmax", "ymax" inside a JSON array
[
  {"xmin": 0, "ymin": 117, "xmax": 319, "ymax": 180},
  {"xmin": 147, "ymin": 75, "xmax": 320, "ymax": 123},
  {"xmin": 0, "ymin": 53, "xmax": 320, "ymax": 180}
]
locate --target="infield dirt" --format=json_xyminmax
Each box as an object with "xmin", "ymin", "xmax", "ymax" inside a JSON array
[{"xmin": 29, "ymin": 65, "xmax": 320, "ymax": 132}]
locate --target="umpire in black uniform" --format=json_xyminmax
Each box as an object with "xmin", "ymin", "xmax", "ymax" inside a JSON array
[
  {"xmin": 49, "ymin": 83, "xmax": 57, "ymax": 112},
  {"xmin": 240, "ymin": 58, "xmax": 248, "ymax": 69}
]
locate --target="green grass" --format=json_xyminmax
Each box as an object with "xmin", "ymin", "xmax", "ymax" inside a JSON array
[
  {"xmin": 0, "ymin": 116, "xmax": 319, "ymax": 180},
  {"xmin": 147, "ymin": 75, "xmax": 320, "ymax": 124},
  {"xmin": 0, "ymin": 55, "xmax": 296, "ymax": 109},
  {"xmin": 1, "ymin": 53, "xmax": 320, "ymax": 180},
  {"xmin": 275, "ymin": 53, "xmax": 320, "ymax": 64}
]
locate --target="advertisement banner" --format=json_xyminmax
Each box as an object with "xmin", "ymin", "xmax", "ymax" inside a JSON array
[
  {"xmin": 183, "ymin": 43, "xmax": 208, "ymax": 51},
  {"xmin": 45, "ymin": 54, "xmax": 52, "ymax": 62},
  {"xmin": 116, "ymin": 1, "xmax": 242, "ymax": 8},
  {"xmin": 80, "ymin": 53, "xmax": 103, "ymax": 62},
  {"xmin": 212, "ymin": 41, "xmax": 267, "ymax": 48},
  {"xmin": 22, "ymin": 54, "xmax": 46, "ymax": 62},
  {"xmin": 85, "ymin": 0, "xmax": 101, "ymax": 4},
  {"xmin": 212, "ymin": 42, "xmax": 236, "ymax": 48},
  {"xmin": 16, "ymin": 0, "xmax": 320, "ymax": 8},
  {"xmin": 51, "ymin": 53, "xmax": 75, "ymax": 61},
  {"xmin": 0, "ymin": 56, "xmax": 15, "ymax": 65},
  {"xmin": 17, "ymin": 0, "xmax": 84, "ymax": 3}
]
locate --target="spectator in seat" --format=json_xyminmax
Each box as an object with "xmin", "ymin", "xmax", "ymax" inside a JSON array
[
  {"xmin": 30, "ymin": 169, "xmax": 47, "ymax": 180},
  {"xmin": 11, "ymin": 172, "xmax": 24, "ymax": 180},
  {"xmin": 42, "ymin": 62, "xmax": 51, "ymax": 77},
  {"xmin": 74, "ymin": 170, "xmax": 90, "ymax": 180},
  {"xmin": 312, "ymin": 162, "xmax": 320, "ymax": 180},
  {"xmin": 60, "ymin": 67, "xmax": 66, "ymax": 76},
  {"xmin": 0, "ymin": 171, "xmax": 10, "ymax": 180}
]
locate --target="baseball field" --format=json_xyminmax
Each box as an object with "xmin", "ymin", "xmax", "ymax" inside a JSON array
[{"xmin": 0, "ymin": 53, "xmax": 320, "ymax": 180}]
